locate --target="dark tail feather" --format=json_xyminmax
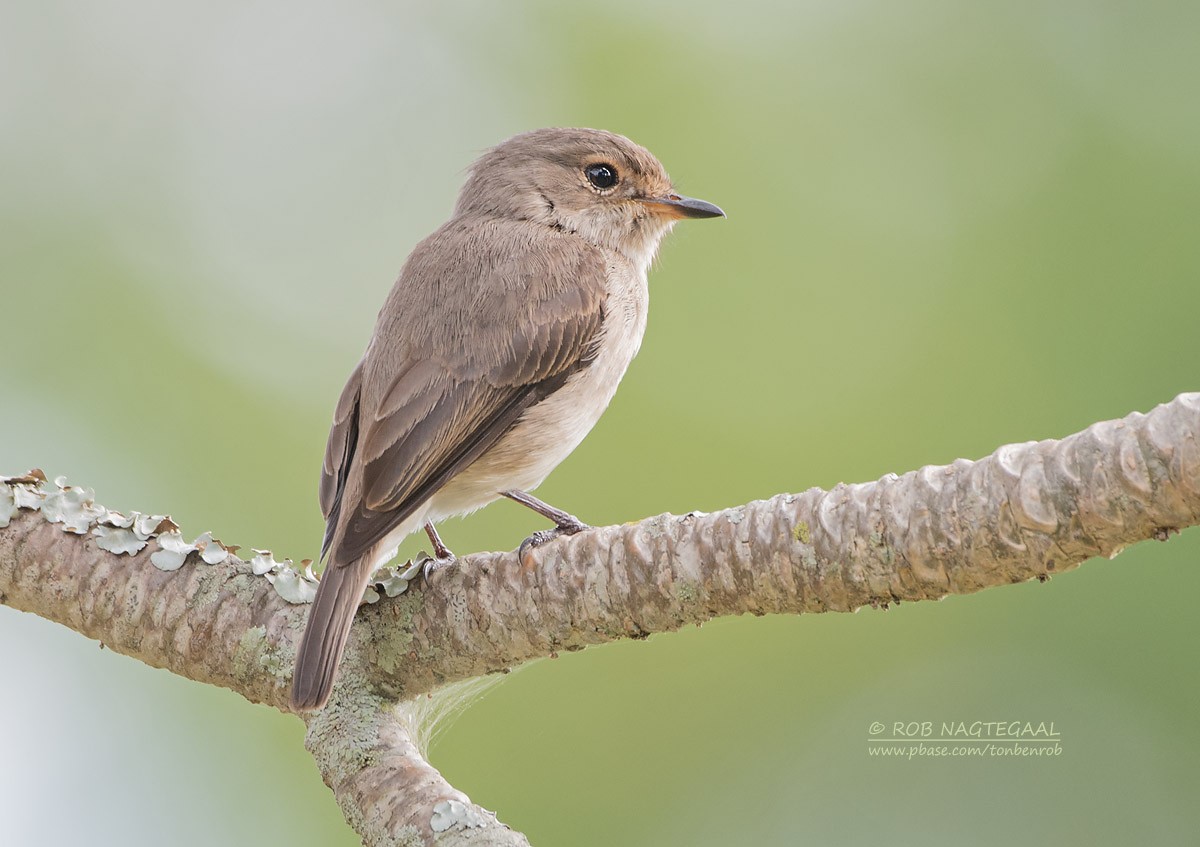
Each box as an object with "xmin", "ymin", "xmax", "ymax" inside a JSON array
[{"xmin": 291, "ymin": 557, "xmax": 371, "ymax": 711}]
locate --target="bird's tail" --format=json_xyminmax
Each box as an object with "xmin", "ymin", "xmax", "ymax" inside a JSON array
[{"xmin": 291, "ymin": 556, "xmax": 373, "ymax": 711}]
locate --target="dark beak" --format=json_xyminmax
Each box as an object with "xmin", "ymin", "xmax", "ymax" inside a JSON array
[{"xmin": 640, "ymin": 193, "xmax": 726, "ymax": 220}]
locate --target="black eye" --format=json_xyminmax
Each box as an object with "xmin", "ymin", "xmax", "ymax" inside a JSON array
[{"xmin": 585, "ymin": 163, "xmax": 618, "ymax": 190}]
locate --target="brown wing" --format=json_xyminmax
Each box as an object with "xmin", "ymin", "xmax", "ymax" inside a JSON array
[
  {"xmin": 321, "ymin": 218, "xmax": 607, "ymax": 567},
  {"xmin": 318, "ymin": 358, "xmax": 363, "ymax": 560}
]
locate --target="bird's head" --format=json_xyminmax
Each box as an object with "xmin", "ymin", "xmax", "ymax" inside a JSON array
[{"xmin": 455, "ymin": 127, "xmax": 724, "ymax": 270}]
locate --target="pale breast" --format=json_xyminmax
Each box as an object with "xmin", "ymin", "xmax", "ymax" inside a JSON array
[{"xmin": 426, "ymin": 253, "xmax": 649, "ymax": 519}]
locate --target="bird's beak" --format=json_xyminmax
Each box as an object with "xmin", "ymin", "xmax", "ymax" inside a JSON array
[{"xmin": 639, "ymin": 193, "xmax": 726, "ymax": 220}]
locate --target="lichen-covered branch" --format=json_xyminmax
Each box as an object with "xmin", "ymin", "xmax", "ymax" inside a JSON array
[
  {"xmin": 1, "ymin": 392, "xmax": 1197, "ymax": 846},
  {"xmin": 0, "ymin": 502, "xmax": 303, "ymax": 710},
  {"xmin": 305, "ymin": 684, "xmax": 530, "ymax": 847}
]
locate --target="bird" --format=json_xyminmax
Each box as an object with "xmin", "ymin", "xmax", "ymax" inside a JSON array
[{"xmin": 291, "ymin": 127, "xmax": 724, "ymax": 711}]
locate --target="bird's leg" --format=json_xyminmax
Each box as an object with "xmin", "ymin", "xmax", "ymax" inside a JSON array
[
  {"xmin": 502, "ymin": 489, "xmax": 591, "ymax": 560},
  {"xmin": 424, "ymin": 522, "xmax": 455, "ymax": 560},
  {"xmin": 420, "ymin": 521, "xmax": 456, "ymax": 579}
]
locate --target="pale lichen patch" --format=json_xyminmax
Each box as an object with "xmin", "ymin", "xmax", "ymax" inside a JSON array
[
  {"xmin": 134, "ymin": 514, "xmax": 177, "ymax": 540},
  {"xmin": 193, "ymin": 531, "xmax": 232, "ymax": 565},
  {"xmin": 368, "ymin": 591, "xmax": 423, "ymax": 673},
  {"xmin": 369, "ymin": 565, "xmax": 412, "ymax": 601},
  {"xmin": 362, "ymin": 557, "xmax": 426, "ymax": 604},
  {"xmin": 3, "ymin": 470, "xmax": 47, "ymax": 516},
  {"xmin": 151, "ymin": 531, "xmax": 197, "ymax": 571},
  {"xmin": 41, "ymin": 479, "xmax": 105, "ymax": 533},
  {"xmin": 233, "ymin": 625, "xmax": 289, "ymax": 682},
  {"xmin": 6, "ymin": 474, "xmax": 183, "ymax": 552},
  {"xmin": 391, "ymin": 825, "xmax": 423, "ymax": 847},
  {"xmin": 267, "ymin": 564, "xmax": 319, "ymax": 604},
  {"xmin": 101, "ymin": 510, "xmax": 135, "ymax": 528},
  {"xmin": 430, "ymin": 799, "xmax": 494, "ymax": 833},
  {"xmin": 0, "ymin": 486, "xmax": 16, "ymax": 528},
  {"xmin": 12, "ymin": 484, "xmax": 44, "ymax": 510},
  {"xmin": 638, "ymin": 513, "xmax": 669, "ymax": 539},
  {"xmin": 250, "ymin": 549, "xmax": 281, "ymax": 576},
  {"xmin": 93, "ymin": 525, "xmax": 146, "ymax": 556},
  {"xmin": 1, "ymin": 472, "xmax": 254, "ymax": 577},
  {"xmin": 1, "ymin": 469, "xmax": 46, "ymax": 486},
  {"xmin": 189, "ymin": 566, "xmax": 229, "ymax": 610}
]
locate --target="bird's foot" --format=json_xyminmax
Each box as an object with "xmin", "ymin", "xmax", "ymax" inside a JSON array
[
  {"xmin": 415, "ymin": 521, "xmax": 456, "ymax": 580},
  {"xmin": 402, "ymin": 549, "xmax": 457, "ymax": 584},
  {"xmin": 421, "ymin": 550, "xmax": 457, "ymax": 581},
  {"xmin": 518, "ymin": 516, "xmax": 590, "ymax": 562},
  {"xmin": 422, "ymin": 554, "xmax": 455, "ymax": 581}
]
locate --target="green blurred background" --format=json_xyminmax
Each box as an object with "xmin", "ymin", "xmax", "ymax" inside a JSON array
[{"xmin": 2, "ymin": 1, "xmax": 1198, "ymax": 844}]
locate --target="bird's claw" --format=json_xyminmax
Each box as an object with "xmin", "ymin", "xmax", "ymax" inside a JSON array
[
  {"xmin": 517, "ymin": 518, "xmax": 590, "ymax": 562},
  {"xmin": 423, "ymin": 550, "xmax": 456, "ymax": 580},
  {"xmin": 404, "ymin": 550, "xmax": 457, "ymax": 583}
]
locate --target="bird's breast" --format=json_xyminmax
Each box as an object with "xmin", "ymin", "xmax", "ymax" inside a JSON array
[{"xmin": 425, "ymin": 256, "xmax": 648, "ymax": 518}]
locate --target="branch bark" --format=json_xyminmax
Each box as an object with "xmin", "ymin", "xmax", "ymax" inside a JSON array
[{"xmin": 2, "ymin": 393, "xmax": 1197, "ymax": 845}]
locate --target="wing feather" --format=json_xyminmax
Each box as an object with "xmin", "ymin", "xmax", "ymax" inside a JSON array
[{"xmin": 318, "ymin": 358, "xmax": 364, "ymax": 560}]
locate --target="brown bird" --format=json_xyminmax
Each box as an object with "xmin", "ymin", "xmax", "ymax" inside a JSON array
[{"xmin": 291, "ymin": 127, "xmax": 724, "ymax": 711}]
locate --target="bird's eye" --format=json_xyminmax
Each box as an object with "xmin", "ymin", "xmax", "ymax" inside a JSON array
[{"xmin": 585, "ymin": 163, "xmax": 618, "ymax": 190}]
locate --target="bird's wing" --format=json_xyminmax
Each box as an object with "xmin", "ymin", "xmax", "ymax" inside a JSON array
[
  {"xmin": 320, "ymin": 220, "xmax": 608, "ymax": 567},
  {"xmin": 317, "ymin": 357, "xmax": 363, "ymax": 560}
]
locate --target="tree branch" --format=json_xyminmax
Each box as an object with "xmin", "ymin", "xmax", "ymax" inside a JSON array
[
  {"xmin": 306, "ymin": 686, "xmax": 531, "ymax": 847},
  {"xmin": 2, "ymin": 393, "xmax": 1197, "ymax": 845}
]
